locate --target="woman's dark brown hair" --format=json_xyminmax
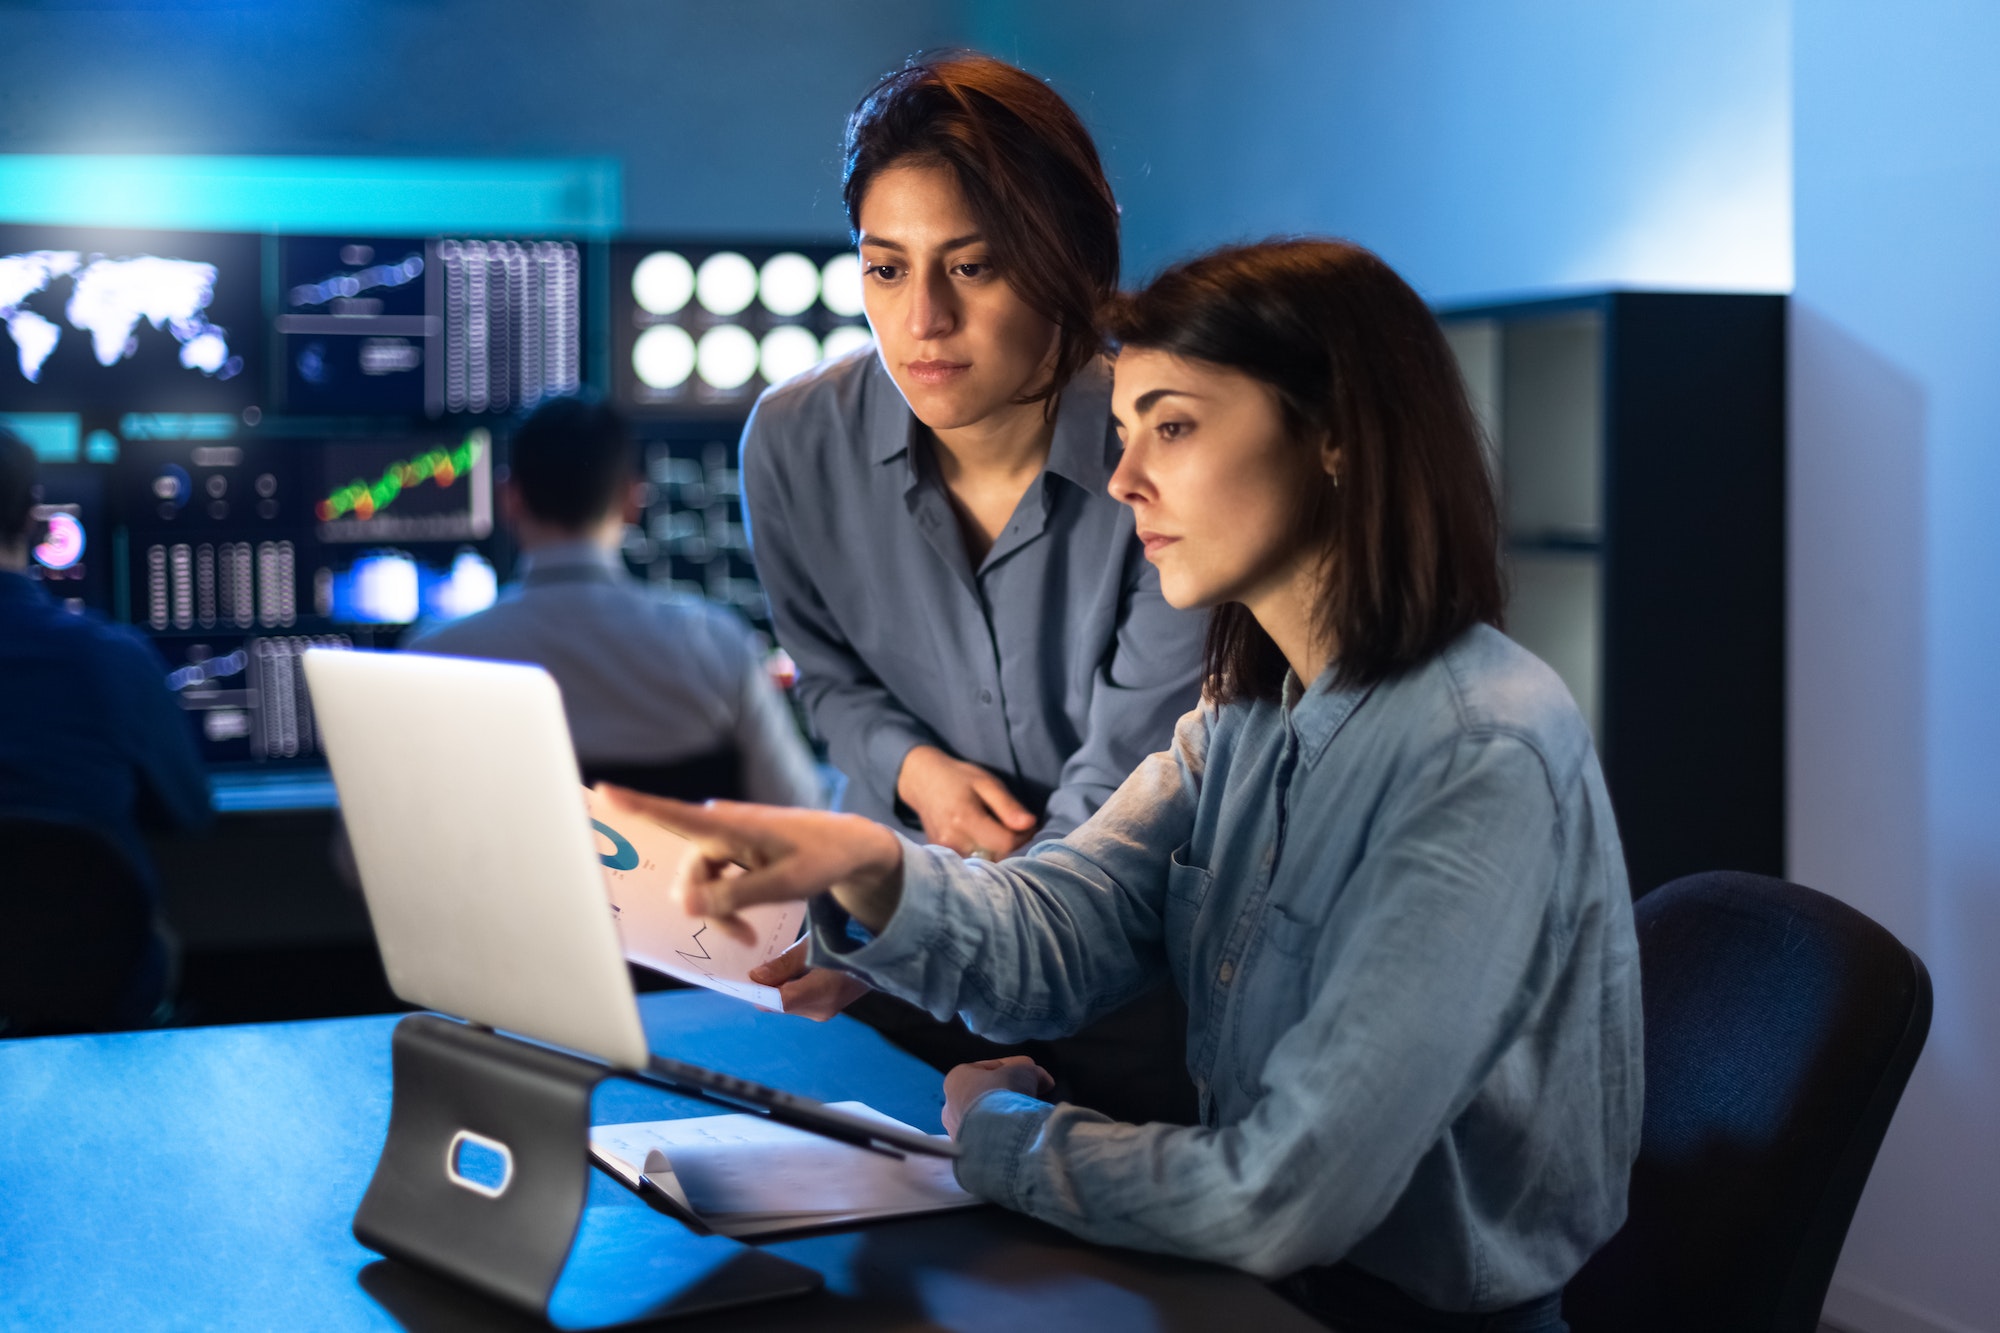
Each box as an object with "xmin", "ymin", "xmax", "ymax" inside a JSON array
[
  {"xmin": 843, "ymin": 51, "xmax": 1119, "ymax": 405},
  {"xmin": 1102, "ymin": 239, "xmax": 1504, "ymax": 701}
]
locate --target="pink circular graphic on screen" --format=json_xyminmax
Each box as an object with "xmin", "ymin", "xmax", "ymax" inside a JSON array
[{"xmin": 34, "ymin": 512, "xmax": 85, "ymax": 571}]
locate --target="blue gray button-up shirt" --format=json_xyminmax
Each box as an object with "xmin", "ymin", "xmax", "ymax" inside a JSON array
[
  {"xmin": 810, "ymin": 625, "xmax": 1643, "ymax": 1309},
  {"xmin": 740, "ymin": 351, "xmax": 1204, "ymax": 836},
  {"xmin": 406, "ymin": 543, "xmax": 821, "ymax": 808}
]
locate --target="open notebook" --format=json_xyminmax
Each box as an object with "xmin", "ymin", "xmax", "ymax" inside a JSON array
[{"xmin": 591, "ymin": 1102, "xmax": 980, "ymax": 1238}]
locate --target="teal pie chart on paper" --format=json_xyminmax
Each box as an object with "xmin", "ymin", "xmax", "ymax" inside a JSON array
[{"xmin": 592, "ymin": 820, "xmax": 639, "ymax": 871}]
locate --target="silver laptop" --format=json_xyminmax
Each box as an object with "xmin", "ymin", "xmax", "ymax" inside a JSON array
[{"xmin": 302, "ymin": 647, "xmax": 953, "ymax": 1160}]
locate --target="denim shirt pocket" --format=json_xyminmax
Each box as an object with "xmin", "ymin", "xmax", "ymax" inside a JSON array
[
  {"xmin": 1258, "ymin": 898, "xmax": 1326, "ymax": 960},
  {"xmin": 1164, "ymin": 842, "xmax": 1211, "ymax": 989},
  {"xmin": 1229, "ymin": 898, "xmax": 1327, "ymax": 1096}
]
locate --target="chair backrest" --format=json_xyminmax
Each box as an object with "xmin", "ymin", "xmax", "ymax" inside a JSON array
[
  {"xmin": 1564, "ymin": 871, "xmax": 1931, "ymax": 1333},
  {"xmin": 0, "ymin": 815, "xmax": 155, "ymax": 1036}
]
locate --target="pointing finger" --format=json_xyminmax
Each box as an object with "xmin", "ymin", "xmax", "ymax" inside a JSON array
[
  {"xmin": 600, "ymin": 786, "xmax": 749, "ymax": 854},
  {"xmin": 680, "ymin": 856, "xmax": 818, "ymax": 921}
]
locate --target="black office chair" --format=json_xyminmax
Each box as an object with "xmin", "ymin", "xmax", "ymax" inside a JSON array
[
  {"xmin": 0, "ymin": 814, "xmax": 163, "ymax": 1036},
  {"xmin": 1564, "ymin": 871, "xmax": 1931, "ymax": 1333}
]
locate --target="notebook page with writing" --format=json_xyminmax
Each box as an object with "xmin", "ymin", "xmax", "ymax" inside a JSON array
[{"xmin": 591, "ymin": 1102, "xmax": 976, "ymax": 1236}]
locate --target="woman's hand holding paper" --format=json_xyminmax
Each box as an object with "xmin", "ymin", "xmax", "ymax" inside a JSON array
[
  {"xmin": 600, "ymin": 788, "xmax": 907, "ymax": 943},
  {"xmin": 748, "ymin": 937, "xmax": 876, "ymax": 1020}
]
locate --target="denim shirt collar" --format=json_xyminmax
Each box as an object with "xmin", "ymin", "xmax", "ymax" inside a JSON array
[{"xmin": 1282, "ymin": 663, "xmax": 1376, "ymax": 767}]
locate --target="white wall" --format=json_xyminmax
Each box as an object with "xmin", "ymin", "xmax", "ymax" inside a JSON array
[
  {"xmin": 1793, "ymin": 5, "xmax": 2000, "ymax": 1331},
  {"xmin": 969, "ymin": 0, "xmax": 1792, "ymax": 301}
]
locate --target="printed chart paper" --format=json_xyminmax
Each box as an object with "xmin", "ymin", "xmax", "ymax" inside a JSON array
[{"xmin": 584, "ymin": 785, "xmax": 804, "ymax": 1007}]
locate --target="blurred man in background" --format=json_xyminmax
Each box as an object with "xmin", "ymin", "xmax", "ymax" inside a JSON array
[{"xmin": 408, "ymin": 396, "xmax": 821, "ymax": 807}]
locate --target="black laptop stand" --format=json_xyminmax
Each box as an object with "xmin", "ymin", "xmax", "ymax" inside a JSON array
[{"xmin": 352, "ymin": 1013, "xmax": 820, "ymax": 1329}]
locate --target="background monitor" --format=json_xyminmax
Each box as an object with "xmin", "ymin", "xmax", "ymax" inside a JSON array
[
  {"xmin": 0, "ymin": 226, "xmax": 261, "ymax": 413},
  {"xmin": 312, "ymin": 429, "xmax": 494, "ymax": 545},
  {"xmin": 5, "ymin": 224, "xmax": 854, "ymax": 784},
  {"xmin": 115, "ymin": 429, "xmax": 503, "ymax": 769},
  {"xmin": 612, "ymin": 239, "xmax": 871, "ymax": 416},
  {"xmin": 278, "ymin": 235, "xmax": 586, "ymax": 417},
  {"xmin": 25, "ymin": 463, "xmax": 109, "ymax": 614}
]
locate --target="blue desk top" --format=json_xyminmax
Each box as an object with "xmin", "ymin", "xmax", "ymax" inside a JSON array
[{"xmin": 0, "ymin": 992, "xmax": 1314, "ymax": 1332}]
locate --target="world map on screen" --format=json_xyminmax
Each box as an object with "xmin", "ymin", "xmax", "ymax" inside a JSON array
[{"xmin": 0, "ymin": 249, "xmax": 241, "ymax": 384}]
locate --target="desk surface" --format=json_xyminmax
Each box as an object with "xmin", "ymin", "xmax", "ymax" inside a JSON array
[{"xmin": 0, "ymin": 991, "xmax": 1320, "ymax": 1332}]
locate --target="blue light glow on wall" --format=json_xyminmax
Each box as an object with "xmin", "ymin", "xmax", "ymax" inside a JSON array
[{"xmin": 0, "ymin": 155, "xmax": 621, "ymax": 236}]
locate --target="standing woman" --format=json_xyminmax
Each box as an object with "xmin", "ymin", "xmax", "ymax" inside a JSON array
[
  {"xmin": 738, "ymin": 53, "xmax": 1206, "ymax": 1122},
  {"xmin": 617, "ymin": 239, "xmax": 1642, "ymax": 1332}
]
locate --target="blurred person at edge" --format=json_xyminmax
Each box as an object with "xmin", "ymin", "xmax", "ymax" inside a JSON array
[
  {"xmin": 0, "ymin": 425, "xmax": 211, "ymax": 1028},
  {"xmin": 737, "ymin": 52, "xmax": 1205, "ymax": 1125}
]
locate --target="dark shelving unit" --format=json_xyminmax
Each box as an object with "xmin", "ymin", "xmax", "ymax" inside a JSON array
[{"xmin": 1439, "ymin": 292, "xmax": 1786, "ymax": 896}]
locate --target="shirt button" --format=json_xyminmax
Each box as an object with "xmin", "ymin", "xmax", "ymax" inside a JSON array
[
  {"xmin": 1218, "ymin": 960, "xmax": 1235, "ymax": 985},
  {"xmin": 978, "ymin": 689, "xmax": 993, "ymax": 704}
]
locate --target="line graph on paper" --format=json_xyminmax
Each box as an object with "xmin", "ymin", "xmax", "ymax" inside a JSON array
[{"xmin": 583, "ymin": 785, "xmax": 804, "ymax": 1006}]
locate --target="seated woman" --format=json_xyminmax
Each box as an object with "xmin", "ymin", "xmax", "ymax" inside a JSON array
[{"xmin": 610, "ymin": 239, "xmax": 1642, "ymax": 1333}]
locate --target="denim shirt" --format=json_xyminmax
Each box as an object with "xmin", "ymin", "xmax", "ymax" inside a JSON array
[
  {"xmin": 809, "ymin": 624, "xmax": 1643, "ymax": 1309},
  {"xmin": 740, "ymin": 350, "xmax": 1204, "ymax": 836}
]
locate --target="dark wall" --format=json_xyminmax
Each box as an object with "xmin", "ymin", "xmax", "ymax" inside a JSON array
[{"xmin": 0, "ymin": 0, "xmax": 962, "ymax": 239}]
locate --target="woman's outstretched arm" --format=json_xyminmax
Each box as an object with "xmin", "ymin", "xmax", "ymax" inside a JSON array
[
  {"xmin": 606, "ymin": 705, "xmax": 1209, "ymax": 1040},
  {"xmin": 950, "ymin": 735, "xmax": 1594, "ymax": 1279}
]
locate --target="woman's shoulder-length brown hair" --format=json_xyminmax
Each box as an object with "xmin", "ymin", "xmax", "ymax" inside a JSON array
[
  {"xmin": 1101, "ymin": 238, "xmax": 1505, "ymax": 702},
  {"xmin": 843, "ymin": 51, "xmax": 1119, "ymax": 406}
]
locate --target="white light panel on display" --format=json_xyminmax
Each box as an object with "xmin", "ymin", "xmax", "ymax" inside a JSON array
[
  {"xmin": 695, "ymin": 252, "xmax": 757, "ymax": 317},
  {"xmin": 696, "ymin": 324, "xmax": 759, "ymax": 390},
  {"xmin": 633, "ymin": 323, "xmax": 696, "ymax": 390},
  {"xmin": 619, "ymin": 242, "xmax": 874, "ymax": 410},
  {"xmin": 758, "ymin": 252, "xmax": 820, "ymax": 317},
  {"xmin": 820, "ymin": 253, "xmax": 865, "ymax": 318},
  {"xmin": 632, "ymin": 250, "xmax": 695, "ymax": 316},
  {"xmin": 758, "ymin": 325, "xmax": 821, "ymax": 385},
  {"xmin": 820, "ymin": 324, "xmax": 875, "ymax": 362}
]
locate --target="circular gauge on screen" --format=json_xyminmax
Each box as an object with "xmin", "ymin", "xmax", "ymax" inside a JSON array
[
  {"xmin": 152, "ymin": 463, "xmax": 192, "ymax": 509},
  {"xmin": 33, "ymin": 511, "xmax": 85, "ymax": 571}
]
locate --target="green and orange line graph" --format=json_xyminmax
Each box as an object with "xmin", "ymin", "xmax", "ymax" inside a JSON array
[{"xmin": 317, "ymin": 435, "xmax": 483, "ymax": 523}]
